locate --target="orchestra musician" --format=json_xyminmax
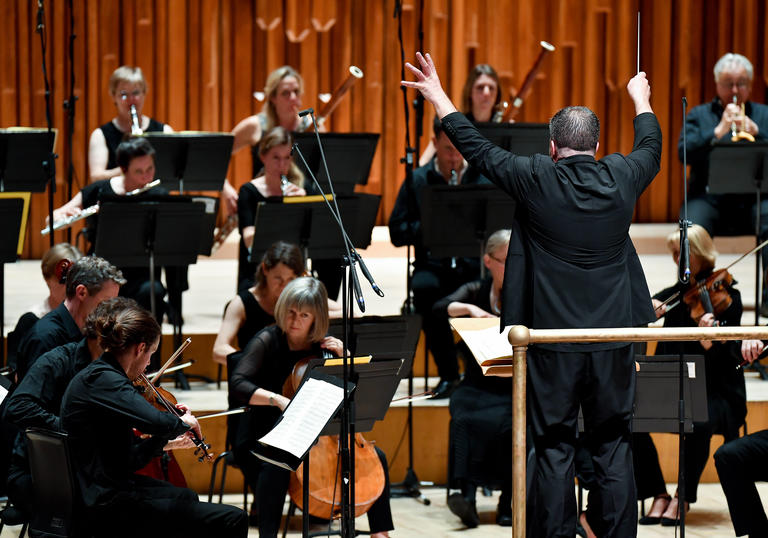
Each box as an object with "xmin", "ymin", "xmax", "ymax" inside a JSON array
[
  {"xmin": 52, "ymin": 137, "xmax": 169, "ymax": 321},
  {"xmin": 432, "ymin": 229, "xmax": 512, "ymax": 528},
  {"xmin": 419, "ymin": 64, "xmax": 506, "ymax": 166},
  {"xmin": 6, "ymin": 242, "xmax": 82, "ymax": 378},
  {"xmin": 228, "ymin": 277, "xmax": 393, "ymax": 537},
  {"xmin": 680, "ymin": 52, "xmax": 768, "ymax": 315},
  {"xmin": 403, "ymin": 52, "xmax": 659, "ymax": 536},
  {"xmin": 637, "ymin": 225, "xmax": 744, "ymax": 526},
  {"xmin": 388, "ymin": 116, "xmax": 490, "ymax": 399},
  {"xmin": 60, "ymin": 301, "xmax": 248, "ymax": 536},
  {"xmin": 16, "ymin": 256, "xmax": 124, "ymax": 381},
  {"xmin": 236, "ymin": 127, "xmax": 306, "ymax": 292},
  {"xmin": 3, "ymin": 298, "xmax": 133, "ymax": 520}
]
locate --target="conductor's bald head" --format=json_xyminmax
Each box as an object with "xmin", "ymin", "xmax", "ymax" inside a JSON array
[{"xmin": 549, "ymin": 106, "xmax": 600, "ymax": 159}]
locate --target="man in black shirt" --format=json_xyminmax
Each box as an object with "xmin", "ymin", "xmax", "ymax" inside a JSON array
[
  {"xmin": 403, "ymin": 52, "xmax": 660, "ymax": 537},
  {"xmin": 389, "ymin": 116, "xmax": 490, "ymax": 398},
  {"xmin": 16, "ymin": 256, "xmax": 124, "ymax": 380}
]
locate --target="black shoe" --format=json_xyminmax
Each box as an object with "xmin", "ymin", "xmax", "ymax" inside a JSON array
[
  {"xmin": 431, "ymin": 379, "xmax": 459, "ymax": 399},
  {"xmin": 496, "ymin": 505, "xmax": 512, "ymax": 527},
  {"xmin": 660, "ymin": 516, "xmax": 680, "ymax": 527},
  {"xmin": 638, "ymin": 515, "xmax": 662, "ymax": 525},
  {"xmin": 447, "ymin": 492, "xmax": 479, "ymax": 528}
]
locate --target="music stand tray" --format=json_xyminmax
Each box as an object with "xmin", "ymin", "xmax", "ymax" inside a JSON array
[
  {"xmin": 708, "ymin": 142, "xmax": 768, "ymax": 194},
  {"xmin": 0, "ymin": 129, "xmax": 58, "ymax": 192},
  {"xmin": 475, "ymin": 122, "xmax": 549, "ymax": 155},
  {"xmin": 143, "ymin": 132, "xmax": 234, "ymax": 192},
  {"xmin": 421, "ymin": 184, "xmax": 516, "ymax": 258},
  {"xmin": 293, "ymin": 133, "xmax": 379, "ymax": 195}
]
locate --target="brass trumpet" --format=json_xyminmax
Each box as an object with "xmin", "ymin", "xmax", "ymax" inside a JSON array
[{"xmin": 731, "ymin": 96, "xmax": 755, "ymax": 142}]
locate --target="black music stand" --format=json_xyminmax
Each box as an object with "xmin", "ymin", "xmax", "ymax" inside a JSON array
[
  {"xmin": 143, "ymin": 132, "xmax": 233, "ymax": 193},
  {"xmin": 293, "ymin": 133, "xmax": 379, "ymax": 195},
  {"xmin": 475, "ymin": 122, "xmax": 550, "ymax": 155},
  {"xmin": 0, "ymin": 197, "xmax": 27, "ymax": 368},
  {"xmin": 709, "ymin": 142, "xmax": 768, "ymax": 327},
  {"xmin": 0, "ymin": 129, "xmax": 56, "ymax": 193},
  {"xmin": 94, "ymin": 197, "xmax": 206, "ymax": 388}
]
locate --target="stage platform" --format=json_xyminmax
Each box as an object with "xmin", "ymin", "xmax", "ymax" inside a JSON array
[{"xmin": 3, "ymin": 224, "xmax": 768, "ymax": 497}]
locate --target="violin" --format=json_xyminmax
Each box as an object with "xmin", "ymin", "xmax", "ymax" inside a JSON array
[
  {"xmin": 682, "ymin": 269, "xmax": 734, "ymax": 324},
  {"xmin": 282, "ymin": 356, "xmax": 385, "ymax": 519}
]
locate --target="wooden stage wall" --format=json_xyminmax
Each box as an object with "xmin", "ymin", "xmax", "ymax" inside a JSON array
[{"xmin": 2, "ymin": 0, "xmax": 767, "ymax": 258}]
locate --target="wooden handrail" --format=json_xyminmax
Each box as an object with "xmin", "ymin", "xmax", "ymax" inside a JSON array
[{"xmin": 504, "ymin": 324, "xmax": 768, "ymax": 537}]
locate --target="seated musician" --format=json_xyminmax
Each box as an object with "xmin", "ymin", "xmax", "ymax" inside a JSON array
[
  {"xmin": 680, "ymin": 53, "xmax": 768, "ymax": 314},
  {"xmin": 636, "ymin": 224, "xmax": 744, "ymax": 526},
  {"xmin": 420, "ymin": 64, "xmax": 505, "ymax": 165},
  {"xmin": 60, "ymin": 301, "xmax": 248, "ymax": 536},
  {"xmin": 6, "ymin": 242, "xmax": 82, "ymax": 377},
  {"xmin": 228, "ymin": 277, "xmax": 393, "ymax": 537},
  {"xmin": 389, "ymin": 116, "xmax": 490, "ymax": 399},
  {"xmin": 52, "ymin": 137, "xmax": 169, "ymax": 321},
  {"xmin": 236, "ymin": 127, "xmax": 306, "ymax": 291},
  {"xmin": 3, "ymin": 297, "xmax": 132, "ymax": 520},
  {"xmin": 432, "ymin": 229, "xmax": 512, "ymax": 528}
]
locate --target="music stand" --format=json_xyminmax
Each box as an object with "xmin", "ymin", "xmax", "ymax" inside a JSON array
[
  {"xmin": 0, "ymin": 129, "xmax": 57, "ymax": 192},
  {"xmin": 475, "ymin": 122, "xmax": 550, "ymax": 155},
  {"xmin": 143, "ymin": 132, "xmax": 233, "ymax": 193},
  {"xmin": 709, "ymin": 142, "xmax": 768, "ymax": 327},
  {"xmin": 293, "ymin": 133, "xmax": 379, "ymax": 195},
  {"xmin": 0, "ymin": 196, "xmax": 29, "ymax": 368}
]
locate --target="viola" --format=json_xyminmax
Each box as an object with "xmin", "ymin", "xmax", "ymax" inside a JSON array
[
  {"xmin": 282, "ymin": 356, "xmax": 385, "ymax": 519},
  {"xmin": 682, "ymin": 269, "xmax": 734, "ymax": 324}
]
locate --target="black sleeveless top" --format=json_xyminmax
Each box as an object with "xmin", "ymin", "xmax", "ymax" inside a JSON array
[
  {"xmin": 99, "ymin": 118, "xmax": 165, "ymax": 170},
  {"xmin": 236, "ymin": 289, "xmax": 275, "ymax": 349}
]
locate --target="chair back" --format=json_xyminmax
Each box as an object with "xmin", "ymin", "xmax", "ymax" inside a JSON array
[{"xmin": 25, "ymin": 428, "xmax": 76, "ymax": 537}]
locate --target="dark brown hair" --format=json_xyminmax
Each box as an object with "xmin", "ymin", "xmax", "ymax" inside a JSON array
[
  {"xmin": 98, "ymin": 303, "xmax": 161, "ymax": 353},
  {"xmin": 254, "ymin": 241, "xmax": 305, "ymax": 291},
  {"xmin": 83, "ymin": 297, "xmax": 139, "ymax": 340}
]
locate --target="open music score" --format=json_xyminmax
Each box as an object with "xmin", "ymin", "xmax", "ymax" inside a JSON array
[{"xmin": 449, "ymin": 318, "xmax": 514, "ymax": 377}]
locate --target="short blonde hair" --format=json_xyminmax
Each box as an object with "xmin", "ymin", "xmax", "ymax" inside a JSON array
[
  {"xmin": 274, "ymin": 277, "xmax": 329, "ymax": 343},
  {"xmin": 262, "ymin": 66, "xmax": 304, "ymax": 130},
  {"xmin": 666, "ymin": 224, "xmax": 718, "ymax": 272},
  {"xmin": 108, "ymin": 66, "xmax": 148, "ymax": 95},
  {"xmin": 485, "ymin": 229, "xmax": 511, "ymax": 256}
]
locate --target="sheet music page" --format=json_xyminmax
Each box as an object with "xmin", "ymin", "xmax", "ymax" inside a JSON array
[
  {"xmin": 259, "ymin": 377, "xmax": 344, "ymax": 459},
  {"xmin": 0, "ymin": 384, "xmax": 7, "ymax": 405},
  {"xmin": 457, "ymin": 325, "xmax": 513, "ymax": 365}
]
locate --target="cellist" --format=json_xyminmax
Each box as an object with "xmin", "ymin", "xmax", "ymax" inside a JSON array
[
  {"xmin": 228, "ymin": 277, "xmax": 393, "ymax": 537},
  {"xmin": 634, "ymin": 224, "xmax": 745, "ymax": 527}
]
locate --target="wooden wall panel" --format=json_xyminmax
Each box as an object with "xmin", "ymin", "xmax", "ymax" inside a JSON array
[{"xmin": 3, "ymin": 0, "xmax": 768, "ymax": 258}]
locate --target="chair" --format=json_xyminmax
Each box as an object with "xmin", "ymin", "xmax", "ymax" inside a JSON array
[
  {"xmin": 0, "ymin": 497, "xmax": 28, "ymax": 537},
  {"xmin": 25, "ymin": 428, "xmax": 78, "ymax": 537},
  {"xmin": 207, "ymin": 449, "xmax": 249, "ymax": 512}
]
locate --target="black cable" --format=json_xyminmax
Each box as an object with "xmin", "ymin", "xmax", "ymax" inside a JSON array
[{"xmin": 37, "ymin": 0, "xmax": 57, "ymax": 248}]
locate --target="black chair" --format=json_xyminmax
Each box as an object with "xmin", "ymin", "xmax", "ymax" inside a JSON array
[
  {"xmin": 0, "ymin": 497, "xmax": 28, "ymax": 537},
  {"xmin": 25, "ymin": 428, "xmax": 79, "ymax": 537}
]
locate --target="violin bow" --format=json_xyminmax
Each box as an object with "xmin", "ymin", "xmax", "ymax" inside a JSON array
[
  {"xmin": 147, "ymin": 360, "xmax": 194, "ymax": 382},
  {"xmin": 150, "ymin": 337, "xmax": 191, "ymax": 386},
  {"xmin": 195, "ymin": 407, "xmax": 251, "ymax": 420}
]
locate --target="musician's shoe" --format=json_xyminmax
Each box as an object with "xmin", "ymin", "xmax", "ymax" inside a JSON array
[
  {"xmin": 431, "ymin": 379, "xmax": 459, "ymax": 399},
  {"xmin": 447, "ymin": 492, "xmax": 479, "ymax": 528},
  {"xmin": 496, "ymin": 507, "xmax": 512, "ymax": 527}
]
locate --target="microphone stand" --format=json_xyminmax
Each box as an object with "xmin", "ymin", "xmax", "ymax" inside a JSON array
[
  {"xmin": 292, "ymin": 107, "xmax": 383, "ymax": 538},
  {"xmin": 63, "ymin": 0, "xmax": 78, "ymax": 244},
  {"xmin": 389, "ymin": 0, "xmax": 431, "ymax": 507},
  {"xmin": 677, "ymin": 96, "xmax": 690, "ymax": 536},
  {"xmin": 37, "ymin": 0, "xmax": 57, "ymax": 248}
]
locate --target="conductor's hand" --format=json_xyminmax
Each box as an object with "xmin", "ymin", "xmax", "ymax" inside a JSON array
[
  {"xmin": 627, "ymin": 72, "xmax": 652, "ymax": 115},
  {"xmin": 741, "ymin": 339, "xmax": 765, "ymax": 365},
  {"xmin": 401, "ymin": 52, "xmax": 458, "ymax": 119}
]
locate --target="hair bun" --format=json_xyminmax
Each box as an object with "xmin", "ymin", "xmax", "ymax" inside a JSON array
[{"xmin": 55, "ymin": 259, "xmax": 73, "ymax": 284}]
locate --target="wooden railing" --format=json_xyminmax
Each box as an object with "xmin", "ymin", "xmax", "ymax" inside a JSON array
[{"xmin": 505, "ymin": 325, "xmax": 768, "ymax": 537}]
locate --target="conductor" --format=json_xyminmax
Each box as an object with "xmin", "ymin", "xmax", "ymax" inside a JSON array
[{"xmin": 402, "ymin": 52, "xmax": 661, "ymax": 537}]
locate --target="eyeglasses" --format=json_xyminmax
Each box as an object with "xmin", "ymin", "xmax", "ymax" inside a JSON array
[
  {"xmin": 119, "ymin": 90, "xmax": 144, "ymax": 99},
  {"xmin": 488, "ymin": 253, "xmax": 505, "ymax": 264},
  {"xmin": 717, "ymin": 79, "xmax": 750, "ymax": 90}
]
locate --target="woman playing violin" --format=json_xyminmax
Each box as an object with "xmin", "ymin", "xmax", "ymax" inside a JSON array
[
  {"xmin": 635, "ymin": 224, "xmax": 745, "ymax": 527},
  {"xmin": 60, "ymin": 302, "xmax": 248, "ymax": 537},
  {"xmin": 228, "ymin": 277, "xmax": 393, "ymax": 537}
]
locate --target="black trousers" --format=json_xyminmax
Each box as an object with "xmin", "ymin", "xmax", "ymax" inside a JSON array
[
  {"xmin": 714, "ymin": 429, "xmax": 768, "ymax": 537},
  {"xmin": 88, "ymin": 474, "xmax": 248, "ymax": 538},
  {"xmin": 527, "ymin": 345, "xmax": 636, "ymax": 538}
]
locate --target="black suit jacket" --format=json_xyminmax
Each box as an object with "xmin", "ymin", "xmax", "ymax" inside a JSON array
[{"xmin": 441, "ymin": 112, "xmax": 662, "ymax": 350}]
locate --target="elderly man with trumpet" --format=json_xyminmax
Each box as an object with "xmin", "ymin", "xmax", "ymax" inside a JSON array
[{"xmin": 680, "ymin": 52, "xmax": 768, "ymax": 314}]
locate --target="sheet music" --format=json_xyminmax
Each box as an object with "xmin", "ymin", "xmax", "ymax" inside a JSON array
[
  {"xmin": 258, "ymin": 377, "xmax": 344, "ymax": 459},
  {"xmin": 458, "ymin": 325, "xmax": 513, "ymax": 365},
  {"xmin": 0, "ymin": 384, "xmax": 8, "ymax": 405}
]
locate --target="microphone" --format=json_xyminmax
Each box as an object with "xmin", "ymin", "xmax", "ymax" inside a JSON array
[
  {"xmin": 36, "ymin": 0, "xmax": 44, "ymax": 33},
  {"xmin": 678, "ymin": 223, "xmax": 690, "ymax": 284},
  {"xmin": 298, "ymin": 108, "xmax": 314, "ymax": 118}
]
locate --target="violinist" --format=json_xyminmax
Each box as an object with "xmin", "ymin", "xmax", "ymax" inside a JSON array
[
  {"xmin": 228, "ymin": 277, "xmax": 393, "ymax": 537},
  {"xmin": 432, "ymin": 229, "xmax": 512, "ymax": 527},
  {"xmin": 680, "ymin": 53, "xmax": 768, "ymax": 315},
  {"xmin": 3, "ymin": 297, "xmax": 133, "ymax": 520},
  {"xmin": 60, "ymin": 302, "xmax": 248, "ymax": 536},
  {"xmin": 236, "ymin": 127, "xmax": 306, "ymax": 292},
  {"xmin": 636, "ymin": 224, "xmax": 745, "ymax": 526}
]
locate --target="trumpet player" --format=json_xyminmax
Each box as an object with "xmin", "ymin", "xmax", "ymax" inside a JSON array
[
  {"xmin": 679, "ymin": 52, "xmax": 768, "ymax": 314},
  {"xmin": 87, "ymin": 66, "xmax": 173, "ymax": 182}
]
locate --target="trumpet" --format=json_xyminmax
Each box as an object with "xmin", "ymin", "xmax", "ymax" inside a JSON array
[
  {"xmin": 314, "ymin": 66, "xmax": 364, "ymax": 127},
  {"xmin": 41, "ymin": 179, "xmax": 161, "ymax": 235},
  {"xmin": 731, "ymin": 96, "xmax": 755, "ymax": 142}
]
